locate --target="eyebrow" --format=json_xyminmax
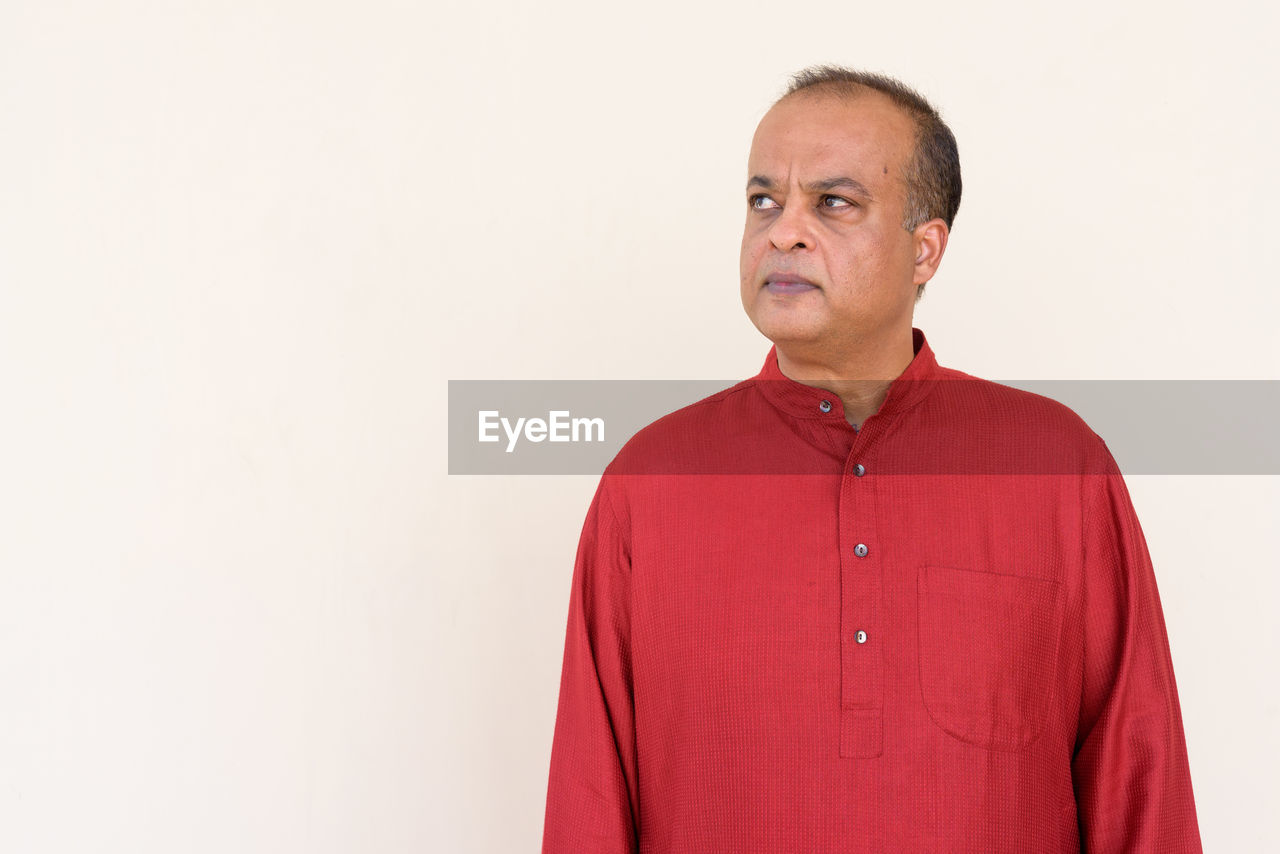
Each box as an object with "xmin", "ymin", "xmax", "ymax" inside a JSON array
[{"xmin": 746, "ymin": 175, "xmax": 875, "ymax": 200}]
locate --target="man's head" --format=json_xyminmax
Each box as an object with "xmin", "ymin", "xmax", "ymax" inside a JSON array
[
  {"xmin": 739, "ymin": 66, "xmax": 960, "ymax": 359},
  {"xmin": 783, "ymin": 68, "xmax": 963, "ymax": 239}
]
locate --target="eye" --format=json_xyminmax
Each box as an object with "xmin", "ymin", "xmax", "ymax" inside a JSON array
[
  {"xmin": 821, "ymin": 195, "xmax": 854, "ymax": 209},
  {"xmin": 748, "ymin": 194, "xmax": 779, "ymax": 211}
]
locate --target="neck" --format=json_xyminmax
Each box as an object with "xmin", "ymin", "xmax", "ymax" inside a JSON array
[{"xmin": 774, "ymin": 329, "xmax": 917, "ymax": 427}]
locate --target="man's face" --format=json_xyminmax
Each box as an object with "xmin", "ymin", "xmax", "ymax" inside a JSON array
[{"xmin": 740, "ymin": 91, "xmax": 924, "ymax": 354}]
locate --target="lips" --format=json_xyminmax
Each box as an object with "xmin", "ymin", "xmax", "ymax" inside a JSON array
[{"xmin": 764, "ymin": 272, "xmax": 819, "ymax": 294}]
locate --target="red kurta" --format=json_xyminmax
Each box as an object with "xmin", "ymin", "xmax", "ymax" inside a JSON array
[{"xmin": 542, "ymin": 328, "xmax": 1201, "ymax": 853}]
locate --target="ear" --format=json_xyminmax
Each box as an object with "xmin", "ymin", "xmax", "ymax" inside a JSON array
[{"xmin": 911, "ymin": 218, "xmax": 950, "ymax": 286}]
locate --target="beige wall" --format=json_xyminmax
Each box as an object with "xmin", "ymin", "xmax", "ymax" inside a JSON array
[{"xmin": 1, "ymin": 1, "xmax": 1276, "ymax": 851}]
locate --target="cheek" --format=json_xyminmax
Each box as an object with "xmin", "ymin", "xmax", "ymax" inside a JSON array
[
  {"xmin": 827, "ymin": 249, "xmax": 897, "ymax": 302},
  {"xmin": 855, "ymin": 230, "xmax": 914, "ymax": 279},
  {"xmin": 739, "ymin": 233, "xmax": 761, "ymax": 283}
]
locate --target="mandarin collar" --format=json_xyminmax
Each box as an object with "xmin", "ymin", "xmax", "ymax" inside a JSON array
[{"xmin": 754, "ymin": 327, "xmax": 943, "ymax": 423}]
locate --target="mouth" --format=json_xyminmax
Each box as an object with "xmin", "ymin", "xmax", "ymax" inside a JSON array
[{"xmin": 764, "ymin": 273, "xmax": 819, "ymax": 295}]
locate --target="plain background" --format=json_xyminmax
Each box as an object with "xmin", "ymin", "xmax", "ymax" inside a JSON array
[{"xmin": 1, "ymin": 1, "xmax": 1277, "ymax": 851}]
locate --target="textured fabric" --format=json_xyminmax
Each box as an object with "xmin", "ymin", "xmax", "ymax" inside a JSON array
[{"xmin": 542, "ymin": 328, "xmax": 1201, "ymax": 853}]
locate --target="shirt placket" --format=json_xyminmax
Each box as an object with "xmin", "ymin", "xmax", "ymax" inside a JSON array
[{"xmin": 837, "ymin": 421, "xmax": 884, "ymax": 758}]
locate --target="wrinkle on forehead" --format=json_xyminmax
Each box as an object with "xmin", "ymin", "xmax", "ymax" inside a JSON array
[{"xmin": 747, "ymin": 91, "xmax": 913, "ymax": 196}]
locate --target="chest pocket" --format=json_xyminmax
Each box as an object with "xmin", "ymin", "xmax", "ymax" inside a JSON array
[{"xmin": 917, "ymin": 564, "xmax": 1062, "ymax": 751}]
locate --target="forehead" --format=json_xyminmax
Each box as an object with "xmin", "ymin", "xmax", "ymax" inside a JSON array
[{"xmin": 748, "ymin": 91, "xmax": 916, "ymax": 183}]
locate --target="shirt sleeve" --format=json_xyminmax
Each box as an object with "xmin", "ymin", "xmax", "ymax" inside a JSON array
[
  {"xmin": 542, "ymin": 476, "xmax": 639, "ymax": 854},
  {"xmin": 1073, "ymin": 437, "xmax": 1202, "ymax": 853}
]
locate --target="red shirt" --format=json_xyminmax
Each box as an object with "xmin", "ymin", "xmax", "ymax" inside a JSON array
[{"xmin": 542, "ymin": 328, "xmax": 1201, "ymax": 853}]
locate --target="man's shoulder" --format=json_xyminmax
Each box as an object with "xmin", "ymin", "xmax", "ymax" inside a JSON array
[
  {"xmin": 935, "ymin": 365, "xmax": 1094, "ymax": 429},
  {"xmin": 929, "ymin": 366, "xmax": 1111, "ymax": 473},
  {"xmin": 602, "ymin": 377, "xmax": 763, "ymax": 475}
]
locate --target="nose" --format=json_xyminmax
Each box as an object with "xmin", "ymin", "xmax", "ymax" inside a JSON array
[{"xmin": 767, "ymin": 199, "xmax": 815, "ymax": 252}]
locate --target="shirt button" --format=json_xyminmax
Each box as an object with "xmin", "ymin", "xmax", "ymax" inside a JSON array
[
  {"xmin": 854, "ymin": 463, "xmax": 866, "ymax": 476},
  {"xmin": 854, "ymin": 543, "xmax": 868, "ymax": 557},
  {"xmin": 819, "ymin": 399, "xmax": 832, "ymax": 413},
  {"xmin": 855, "ymin": 630, "xmax": 868, "ymax": 644}
]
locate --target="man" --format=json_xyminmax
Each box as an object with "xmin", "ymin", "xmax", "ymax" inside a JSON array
[{"xmin": 542, "ymin": 65, "xmax": 1201, "ymax": 852}]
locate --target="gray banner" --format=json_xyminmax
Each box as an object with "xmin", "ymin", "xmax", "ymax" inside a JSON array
[{"xmin": 448, "ymin": 380, "xmax": 1280, "ymax": 475}]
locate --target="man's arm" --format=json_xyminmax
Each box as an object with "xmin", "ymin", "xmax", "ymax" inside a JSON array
[
  {"xmin": 1073, "ymin": 438, "xmax": 1202, "ymax": 852},
  {"xmin": 542, "ymin": 477, "xmax": 639, "ymax": 854}
]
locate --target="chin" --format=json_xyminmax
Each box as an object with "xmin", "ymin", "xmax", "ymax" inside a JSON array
[{"xmin": 753, "ymin": 315, "xmax": 823, "ymax": 347}]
